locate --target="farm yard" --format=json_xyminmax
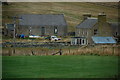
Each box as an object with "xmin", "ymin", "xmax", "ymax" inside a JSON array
[{"xmin": 2, "ymin": 55, "xmax": 119, "ymax": 78}]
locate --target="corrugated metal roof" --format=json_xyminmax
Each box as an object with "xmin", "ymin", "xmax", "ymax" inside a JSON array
[
  {"xmin": 76, "ymin": 18, "xmax": 98, "ymax": 28},
  {"xmin": 6, "ymin": 24, "xmax": 14, "ymax": 30},
  {"xmin": 19, "ymin": 14, "xmax": 67, "ymax": 26},
  {"xmin": 92, "ymin": 36, "xmax": 116, "ymax": 44}
]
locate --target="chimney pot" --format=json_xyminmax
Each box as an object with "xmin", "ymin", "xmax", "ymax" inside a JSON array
[
  {"xmin": 83, "ymin": 13, "xmax": 91, "ymax": 20},
  {"xmin": 98, "ymin": 12, "xmax": 106, "ymax": 23}
]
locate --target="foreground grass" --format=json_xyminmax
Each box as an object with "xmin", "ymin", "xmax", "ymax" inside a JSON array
[{"xmin": 2, "ymin": 55, "xmax": 118, "ymax": 78}]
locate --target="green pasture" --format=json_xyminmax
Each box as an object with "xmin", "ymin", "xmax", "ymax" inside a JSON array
[{"xmin": 2, "ymin": 55, "xmax": 119, "ymax": 78}]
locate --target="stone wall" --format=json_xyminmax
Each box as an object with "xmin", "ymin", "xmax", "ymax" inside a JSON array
[{"xmin": 17, "ymin": 25, "xmax": 67, "ymax": 37}]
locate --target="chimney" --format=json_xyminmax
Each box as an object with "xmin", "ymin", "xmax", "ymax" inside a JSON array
[
  {"xmin": 98, "ymin": 12, "xmax": 106, "ymax": 23},
  {"xmin": 83, "ymin": 13, "xmax": 91, "ymax": 20}
]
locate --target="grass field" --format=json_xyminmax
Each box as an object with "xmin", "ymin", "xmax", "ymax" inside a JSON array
[{"xmin": 2, "ymin": 55, "xmax": 118, "ymax": 78}]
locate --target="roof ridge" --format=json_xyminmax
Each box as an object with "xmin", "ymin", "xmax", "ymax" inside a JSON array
[
  {"xmin": 76, "ymin": 18, "xmax": 98, "ymax": 28},
  {"xmin": 19, "ymin": 14, "xmax": 67, "ymax": 26},
  {"xmin": 87, "ymin": 17, "xmax": 98, "ymax": 19},
  {"xmin": 19, "ymin": 14, "xmax": 64, "ymax": 15}
]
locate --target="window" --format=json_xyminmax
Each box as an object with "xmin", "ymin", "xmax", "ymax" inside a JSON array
[
  {"xmin": 54, "ymin": 27, "xmax": 58, "ymax": 34},
  {"xmin": 79, "ymin": 31, "xmax": 80, "ymax": 34},
  {"xmin": 82, "ymin": 39, "xmax": 84, "ymax": 44},
  {"xmin": 79, "ymin": 39, "xmax": 81, "ymax": 44},
  {"xmin": 83, "ymin": 31, "xmax": 84, "ymax": 35},
  {"xmin": 29, "ymin": 26, "xmax": 32, "ymax": 35},
  {"xmin": 86, "ymin": 31, "xmax": 88, "ymax": 36},
  {"xmin": 94, "ymin": 29, "xmax": 98, "ymax": 35},
  {"xmin": 115, "ymin": 32, "xmax": 118, "ymax": 36},
  {"xmin": 82, "ymin": 30, "xmax": 88, "ymax": 36},
  {"xmin": 85, "ymin": 30, "xmax": 88, "ymax": 36}
]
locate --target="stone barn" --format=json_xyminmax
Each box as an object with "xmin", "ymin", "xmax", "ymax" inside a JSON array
[{"xmin": 17, "ymin": 14, "xmax": 67, "ymax": 37}]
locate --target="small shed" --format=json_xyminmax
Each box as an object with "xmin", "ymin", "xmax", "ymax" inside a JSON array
[
  {"xmin": 5, "ymin": 24, "xmax": 14, "ymax": 37},
  {"xmin": 71, "ymin": 37, "xmax": 87, "ymax": 45},
  {"xmin": 92, "ymin": 36, "xmax": 116, "ymax": 44}
]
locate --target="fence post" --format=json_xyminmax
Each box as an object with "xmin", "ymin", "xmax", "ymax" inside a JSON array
[
  {"xmin": 69, "ymin": 48, "xmax": 70, "ymax": 54},
  {"xmin": 103, "ymin": 47, "xmax": 104, "ymax": 55},
  {"xmin": 112, "ymin": 46, "xmax": 114, "ymax": 55},
  {"xmin": 8, "ymin": 48, "xmax": 12, "ymax": 56}
]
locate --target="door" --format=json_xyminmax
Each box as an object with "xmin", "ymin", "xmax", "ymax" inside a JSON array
[
  {"xmin": 41, "ymin": 27, "xmax": 45, "ymax": 36},
  {"xmin": 77, "ymin": 38, "xmax": 82, "ymax": 45},
  {"xmin": 81, "ymin": 39, "xmax": 86, "ymax": 45}
]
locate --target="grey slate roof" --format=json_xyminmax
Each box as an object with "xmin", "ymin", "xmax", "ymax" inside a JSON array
[
  {"xmin": 19, "ymin": 14, "xmax": 67, "ymax": 26},
  {"xmin": 76, "ymin": 18, "xmax": 98, "ymax": 28}
]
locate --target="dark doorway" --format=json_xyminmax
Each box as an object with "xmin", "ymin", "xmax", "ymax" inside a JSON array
[
  {"xmin": 94, "ymin": 29, "xmax": 98, "ymax": 35},
  {"xmin": 79, "ymin": 39, "xmax": 81, "ymax": 44},
  {"xmin": 41, "ymin": 27, "xmax": 45, "ymax": 36}
]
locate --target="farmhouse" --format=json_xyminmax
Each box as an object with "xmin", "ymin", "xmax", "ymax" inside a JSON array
[
  {"xmin": 17, "ymin": 14, "xmax": 67, "ymax": 37},
  {"xmin": 71, "ymin": 13, "xmax": 119, "ymax": 45}
]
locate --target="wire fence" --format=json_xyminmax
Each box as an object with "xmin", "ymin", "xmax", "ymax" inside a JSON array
[{"xmin": 2, "ymin": 44, "xmax": 120, "ymax": 56}]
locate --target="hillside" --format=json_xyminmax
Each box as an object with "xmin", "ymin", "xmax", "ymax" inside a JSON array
[{"xmin": 2, "ymin": 2, "xmax": 119, "ymax": 32}]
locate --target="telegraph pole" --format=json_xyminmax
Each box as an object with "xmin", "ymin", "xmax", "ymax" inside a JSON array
[
  {"xmin": 12, "ymin": 16, "xmax": 22, "ymax": 54},
  {"xmin": 13, "ymin": 16, "xmax": 16, "ymax": 54}
]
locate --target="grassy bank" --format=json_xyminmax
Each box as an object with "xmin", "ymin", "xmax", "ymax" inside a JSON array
[
  {"xmin": 2, "ymin": 55, "xmax": 118, "ymax": 78},
  {"xmin": 2, "ymin": 45, "xmax": 120, "ymax": 56}
]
